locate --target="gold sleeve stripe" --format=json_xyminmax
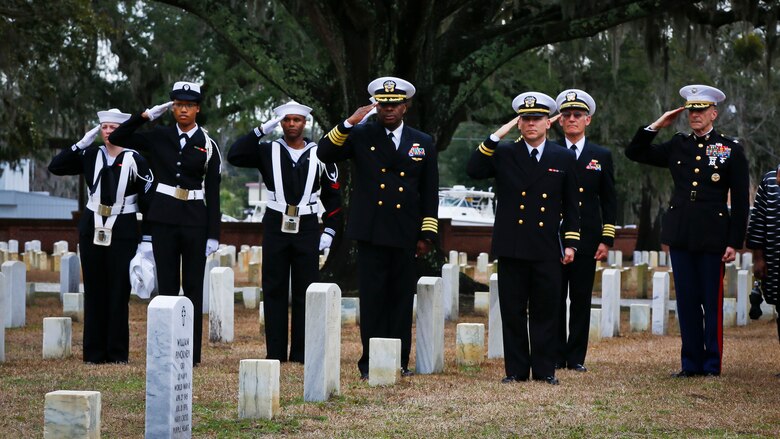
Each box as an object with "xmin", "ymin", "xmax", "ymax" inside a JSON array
[
  {"xmin": 326, "ymin": 127, "xmax": 349, "ymax": 146},
  {"xmin": 602, "ymin": 224, "xmax": 616, "ymax": 237},
  {"xmin": 478, "ymin": 143, "xmax": 494, "ymax": 157},
  {"xmin": 421, "ymin": 226, "xmax": 438, "ymax": 232},
  {"xmin": 564, "ymin": 232, "xmax": 581, "ymax": 239},
  {"xmin": 421, "ymin": 217, "xmax": 438, "ymax": 232}
]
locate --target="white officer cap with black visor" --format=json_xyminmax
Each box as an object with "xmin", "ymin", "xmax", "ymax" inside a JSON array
[
  {"xmin": 97, "ymin": 108, "xmax": 131, "ymax": 124},
  {"xmin": 555, "ymin": 89, "xmax": 596, "ymax": 116},
  {"xmin": 273, "ymin": 100, "xmax": 313, "ymax": 118},
  {"xmin": 367, "ymin": 77, "xmax": 416, "ymax": 103},
  {"xmin": 169, "ymin": 81, "xmax": 203, "ymax": 103},
  {"xmin": 679, "ymin": 84, "xmax": 725, "ymax": 110},
  {"xmin": 512, "ymin": 92, "xmax": 557, "ymax": 117}
]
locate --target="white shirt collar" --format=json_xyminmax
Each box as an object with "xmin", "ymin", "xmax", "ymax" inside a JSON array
[
  {"xmin": 565, "ymin": 137, "xmax": 586, "ymax": 159},
  {"xmin": 526, "ymin": 140, "xmax": 547, "ymax": 161},
  {"xmin": 177, "ymin": 123, "xmax": 199, "ymax": 138}
]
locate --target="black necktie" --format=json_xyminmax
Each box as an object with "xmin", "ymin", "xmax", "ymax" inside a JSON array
[
  {"xmin": 388, "ymin": 132, "xmax": 396, "ymax": 149},
  {"xmin": 531, "ymin": 148, "xmax": 539, "ymax": 163}
]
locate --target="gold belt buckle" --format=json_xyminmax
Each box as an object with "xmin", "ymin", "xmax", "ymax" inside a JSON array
[
  {"xmin": 690, "ymin": 190, "xmax": 697, "ymax": 201},
  {"xmin": 285, "ymin": 205, "xmax": 299, "ymax": 216},
  {"xmin": 98, "ymin": 204, "xmax": 113, "ymax": 216},
  {"xmin": 174, "ymin": 187, "xmax": 190, "ymax": 200}
]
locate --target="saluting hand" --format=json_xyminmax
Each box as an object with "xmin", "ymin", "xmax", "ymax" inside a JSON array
[
  {"xmin": 649, "ymin": 107, "xmax": 685, "ymax": 131},
  {"xmin": 548, "ymin": 113, "xmax": 562, "ymax": 125},
  {"xmin": 346, "ymin": 103, "xmax": 378, "ymax": 126},
  {"xmin": 561, "ymin": 247, "xmax": 575, "ymax": 265},
  {"xmin": 259, "ymin": 115, "xmax": 284, "ymax": 135},
  {"xmin": 492, "ymin": 116, "xmax": 520, "ymax": 140},
  {"xmin": 75, "ymin": 125, "xmax": 101, "ymax": 149},
  {"xmin": 143, "ymin": 101, "xmax": 173, "ymax": 121}
]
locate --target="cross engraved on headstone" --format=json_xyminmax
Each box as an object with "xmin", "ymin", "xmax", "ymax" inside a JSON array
[{"xmin": 181, "ymin": 306, "xmax": 186, "ymax": 327}]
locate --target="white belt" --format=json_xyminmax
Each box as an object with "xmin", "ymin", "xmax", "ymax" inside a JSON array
[
  {"xmin": 157, "ymin": 183, "xmax": 204, "ymax": 201},
  {"xmin": 87, "ymin": 194, "xmax": 139, "ymax": 216},
  {"xmin": 266, "ymin": 200, "xmax": 319, "ymax": 216}
]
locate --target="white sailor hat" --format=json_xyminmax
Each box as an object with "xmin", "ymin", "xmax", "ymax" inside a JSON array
[
  {"xmin": 273, "ymin": 100, "xmax": 313, "ymax": 118},
  {"xmin": 97, "ymin": 108, "xmax": 131, "ymax": 124},
  {"xmin": 679, "ymin": 84, "xmax": 725, "ymax": 109},
  {"xmin": 556, "ymin": 89, "xmax": 596, "ymax": 115},
  {"xmin": 170, "ymin": 81, "xmax": 202, "ymax": 102},
  {"xmin": 512, "ymin": 92, "xmax": 557, "ymax": 116},
  {"xmin": 367, "ymin": 77, "xmax": 416, "ymax": 103}
]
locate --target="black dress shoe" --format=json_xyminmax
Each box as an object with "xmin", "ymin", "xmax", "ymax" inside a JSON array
[
  {"xmin": 501, "ymin": 375, "xmax": 527, "ymax": 383},
  {"xmin": 671, "ymin": 370, "xmax": 699, "ymax": 378},
  {"xmin": 543, "ymin": 376, "xmax": 559, "ymax": 385},
  {"xmin": 401, "ymin": 368, "xmax": 414, "ymax": 377},
  {"xmin": 554, "ymin": 363, "xmax": 565, "ymax": 370},
  {"xmin": 360, "ymin": 372, "xmax": 369, "ymax": 381},
  {"xmin": 568, "ymin": 364, "xmax": 587, "ymax": 372}
]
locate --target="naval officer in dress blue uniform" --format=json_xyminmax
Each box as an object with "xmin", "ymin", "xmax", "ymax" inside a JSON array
[
  {"xmin": 317, "ymin": 76, "xmax": 439, "ymax": 379},
  {"xmin": 467, "ymin": 92, "xmax": 580, "ymax": 385},
  {"xmin": 49, "ymin": 108, "xmax": 154, "ymax": 364},
  {"xmin": 227, "ymin": 100, "xmax": 342, "ymax": 363},
  {"xmin": 625, "ymin": 85, "xmax": 749, "ymax": 377},
  {"xmin": 110, "ymin": 81, "xmax": 222, "ymax": 365},
  {"xmin": 553, "ymin": 89, "xmax": 616, "ymax": 373}
]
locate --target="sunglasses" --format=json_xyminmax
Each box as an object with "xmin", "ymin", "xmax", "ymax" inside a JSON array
[{"xmin": 560, "ymin": 111, "xmax": 586, "ymax": 119}]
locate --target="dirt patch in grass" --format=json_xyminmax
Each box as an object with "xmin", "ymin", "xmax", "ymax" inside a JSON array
[{"xmin": 1, "ymin": 291, "xmax": 779, "ymax": 438}]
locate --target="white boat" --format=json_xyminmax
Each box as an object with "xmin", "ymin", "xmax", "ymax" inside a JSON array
[{"xmin": 438, "ymin": 185, "xmax": 495, "ymax": 227}]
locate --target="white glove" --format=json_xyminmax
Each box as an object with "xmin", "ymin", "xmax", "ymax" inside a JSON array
[
  {"xmin": 145, "ymin": 101, "xmax": 173, "ymax": 121},
  {"xmin": 75, "ymin": 125, "xmax": 101, "ymax": 149},
  {"xmin": 258, "ymin": 115, "xmax": 284, "ymax": 136},
  {"xmin": 358, "ymin": 98, "xmax": 378, "ymax": 125},
  {"xmin": 319, "ymin": 233, "xmax": 333, "ymax": 251},
  {"xmin": 205, "ymin": 239, "xmax": 219, "ymax": 256},
  {"xmin": 139, "ymin": 241, "xmax": 154, "ymax": 259}
]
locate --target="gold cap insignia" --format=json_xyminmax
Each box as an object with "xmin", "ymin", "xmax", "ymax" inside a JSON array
[
  {"xmin": 383, "ymin": 80, "xmax": 396, "ymax": 93},
  {"xmin": 565, "ymin": 92, "xmax": 577, "ymax": 102},
  {"xmin": 524, "ymin": 96, "xmax": 537, "ymax": 108}
]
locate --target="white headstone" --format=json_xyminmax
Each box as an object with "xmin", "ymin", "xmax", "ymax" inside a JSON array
[
  {"xmin": 725, "ymin": 263, "xmax": 738, "ymax": 298},
  {"xmin": 734, "ymin": 252, "xmax": 741, "ymax": 268},
  {"xmin": 474, "ymin": 291, "xmax": 489, "ymax": 316},
  {"xmin": 476, "ymin": 253, "xmax": 489, "ymax": 274},
  {"xmin": 145, "ymin": 295, "xmax": 194, "ymax": 438},
  {"xmin": 368, "ymin": 337, "xmax": 401, "ymax": 386},
  {"xmin": 250, "ymin": 246, "xmax": 262, "ymax": 264},
  {"xmin": 652, "ymin": 271, "xmax": 670, "ymax": 335},
  {"xmin": 304, "ymin": 283, "xmax": 341, "ymax": 402},
  {"xmin": 600, "ymin": 269, "xmax": 620, "ymax": 338},
  {"xmin": 723, "ymin": 298, "xmax": 737, "ymax": 327},
  {"xmin": 415, "ymin": 276, "xmax": 444, "ymax": 374},
  {"xmin": 0, "ymin": 273, "xmax": 4, "ymax": 362},
  {"xmin": 648, "ymin": 251, "xmax": 658, "ymax": 268},
  {"xmin": 441, "ymin": 263, "xmax": 459, "ymax": 320},
  {"xmin": 60, "ymin": 253, "xmax": 80, "ymax": 300},
  {"xmin": 736, "ymin": 270, "xmax": 750, "ymax": 326},
  {"xmin": 225, "ymin": 245, "xmax": 237, "ymax": 267},
  {"xmin": 209, "ymin": 267, "xmax": 234, "ymax": 343},
  {"xmin": 607, "ymin": 250, "xmax": 615, "ymax": 266},
  {"xmin": 0, "ymin": 242, "xmax": 6, "ymax": 251},
  {"xmin": 238, "ymin": 359, "xmax": 280, "ymax": 420},
  {"xmin": 43, "ymin": 317, "xmax": 72, "ymax": 359},
  {"xmin": 237, "ymin": 250, "xmax": 249, "ymax": 273},
  {"xmin": 62, "ymin": 293, "xmax": 84, "ymax": 323},
  {"xmin": 641, "ymin": 251, "xmax": 649, "ymax": 265},
  {"xmin": 741, "ymin": 252, "xmax": 753, "ymax": 270},
  {"xmin": 242, "ymin": 287, "xmax": 260, "ymax": 309},
  {"xmin": 456, "ymin": 323, "xmax": 485, "ymax": 366},
  {"xmin": 448, "ymin": 250, "xmax": 458, "ymax": 266},
  {"xmin": 8, "ymin": 240, "xmax": 18, "ymax": 254},
  {"xmin": 31, "ymin": 240, "xmax": 41, "ymax": 252},
  {"xmin": 258, "ymin": 301, "xmax": 265, "ymax": 326},
  {"xmin": 341, "ymin": 297, "xmax": 359, "ymax": 325},
  {"xmin": 487, "ymin": 273, "xmax": 503, "ymax": 359},
  {"xmin": 458, "ymin": 252, "xmax": 468, "ymax": 266},
  {"xmin": 659, "ymin": 251, "xmax": 667, "ymax": 267},
  {"xmin": 2, "ymin": 261, "xmax": 25, "ymax": 328},
  {"xmin": 44, "ymin": 390, "xmax": 101, "ymax": 439},
  {"xmin": 202, "ymin": 258, "xmax": 219, "ymax": 314},
  {"xmin": 633, "ymin": 251, "xmax": 642, "ymax": 266},
  {"xmin": 613, "ymin": 250, "xmax": 623, "ymax": 268},
  {"xmin": 588, "ymin": 309, "xmax": 601, "ymax": 342},
  {"xmin": 53, "ymin": 241, "xmax": 69, "ymax": 256},
  {"xmin": 759, "ymin": 303, "xmax": 777, "ymax": 321},
  {"xmin": 629, "ymin": 304, "xmax": 650, "ymax": 332}
]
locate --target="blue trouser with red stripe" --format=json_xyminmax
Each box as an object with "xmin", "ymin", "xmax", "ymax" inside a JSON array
[{"xmin": 669, "ymin": 248, "xmax": 724, "ymax": 375}]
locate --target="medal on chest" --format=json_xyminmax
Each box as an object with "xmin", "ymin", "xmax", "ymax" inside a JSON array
[{"xmin": 705, "ymin": 143, "xmax": 731, "ymax": 167}]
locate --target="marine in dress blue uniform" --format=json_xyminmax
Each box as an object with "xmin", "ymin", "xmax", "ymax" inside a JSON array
[
  {"xmin": 317, "ymin": 77, "xmax": 439, "ymax": 379},
  {"xmin": 553, "ymin": 89, "xmax": 616, "ymax": 372},
  {"xmin": 49, "ymin": 109, "xmax": 154, "ymax": 364},
  {"xmin": 467, "ymin": 92, "xmax": 580, "ymax": 385},
  {"xmin": 109, "ymin": 82, "xmax": 222, "ymax": 365},
  {"xmin": 625, "ymin": 85, "xmax": 749, "ymax": 377},
  {"xmin": 227, "ymin": 101, "xmax": 342, "ymax": 363}
]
